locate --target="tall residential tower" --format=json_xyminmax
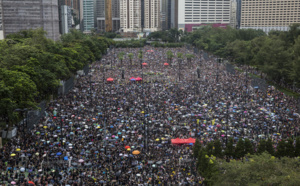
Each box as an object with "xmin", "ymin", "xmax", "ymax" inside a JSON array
[
  {"xmin": 120, "ymin": 0, "xmax": 142, "ymax": 32},
  {"xmin": 240, "ymin": 0, "xmax": 300, "ymax": 33},
  {"xmin": 144, "ymin": 0, "xmax": 161, "ymax": 32},
  {"xmin": 178, "ymin": 0, "xmax": 231, "ymax": 32},
  {"xmin": 1, "ymin": 0, "xmax": 60, "ymax": 40}
]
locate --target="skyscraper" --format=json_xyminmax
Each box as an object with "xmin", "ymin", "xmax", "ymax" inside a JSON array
[
  {"xmin": 161, "ymin": 0, "xmax": 168, "ymax": 30},
  {"xmin": 1, "ymin": 0, "xmax": 60, "ymax": 41},
  {"xmin": 236, "ymin": 0, "xmax": 241, "ymax": 28},
  {"xmin": 240, "ymin": 0, "xmax": 300, "ymax": 33},
  {"xmin": 161, "ymin": 0, "xmax": 178, "ymax": 30},
  {"xmin": 120, "ymin": 0, "xmax": 142, "ymax": 32},
  {"xmin": 61, "ymin": 5, "xmax": 73, "ymax": 34},
  {"xmin": 83, "ymin": 0, "xmax": 94, "ymax": 32},
  {"xmin": 95, "ymin": 0, "xmax": 120, "ymax": 32},
  {"xmin": 178, "ymin": 0, "xmax": 231, "ymax": 32},
  {"xmin": 0, "ymin": 1, "xmax": 3, "ymax": 40},
  {"xmin": 144, "ymin": 0, "xmax": 161, "ymax": 32},
  {"xmin": 230, "ymin": 0, "xmax": 237, "ymax": 28}
]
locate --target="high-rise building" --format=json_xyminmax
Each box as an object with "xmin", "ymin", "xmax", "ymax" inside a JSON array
[
  {"xmin": 96, "ymin": 0, "xmax": 120, "ymax": 32},
  {"xmin": 170, "ymin": 0, "xmax": 178, "ymax": 29},
  {"xmin": 144, "ymin": 0, "xmax": 161, "ymax": 32},
  {"xmin": 83, "ymin": 0, "xmax": 94, "ymax": 32},
  {"xmin": 1, "ymin": 0, "xmax": 60, "ymax": 41},
  {"xmin": 178, "ymin": 0, "xmax": 231, "ymax": 32},
  {"xmin": 61, "ymin": 5, "xmax": 73, "ymax": 34},
  {"xmin": 161, "ymin": 0, "xmax": 168, "ymax": 30},
  {"xmin": 236, "ymin": 0, "xmax": 241, "ymax": 28},
  {"xmin": 0, "ymin": 1, "xmax": 3, "ymax": 40},
  {"xmin": 240, "ymin": 0, "xmax": 300, "ymax": 33},
  {"xmin": 120, "ymin": 0, "xmax": 142, "ymax": 32},
  {"xmin": 230, "ymin": 0, "xmax": 237, "ymax": 28}
]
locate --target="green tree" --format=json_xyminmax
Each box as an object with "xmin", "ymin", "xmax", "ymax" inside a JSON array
[
  {"xmin": 213, "ymin": 139, "xmax": 223, "ymax": 158},
  {"xmin": 205, "ymin": 141, "xmax": 214, "ymax": 156},
  {"xmin": 212, "ymin": 152, "xmax": 300, "ymax": 185},
  {"xmin": 128, "ymin": 53, "xmax": 134, "ymax": 66},
  {"xmin": 166, "ymin": 50, "xmax": 173, "ymax": 64},
  {"xmin": 193, "ymin": 138, "xmax": 202, "ymax": 158},
  {"xmin": 295, "ymin": 137, "xmax": 300, "ymax": 157},
  {"xmin": 118, "ymin": 52, "xmax": 125, "ymax": 67},
  {"xmin": 235, "ymin": 138, "xmax": 245, "ymax": 159},
  {"xmin": 265, "ymin": 138, "xmax": 275, "ymax": 155},
  {"xmin": 244, "ymin": 138, "xmax": 254, "ymax": 155},
  {"xmin": 285, "ymin": 138, "xmax": 295, "ymax": 158},
  {"xmin": 276, "ymin": 140, "xmax": 286, "ymax": 158},
  {"xmin": 225, "ymin": 137, "xmax": 235, "ymax": 157},
  {"xmin": 257, "ymin": 139, "xmax": 266, "ymax": 154}
]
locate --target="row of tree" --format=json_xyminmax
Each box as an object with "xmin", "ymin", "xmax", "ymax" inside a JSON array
[
  {"xmin": 183, "ymin": 24, "xmax": 300, "ymax": 87},
  {"xmin": 147, "ymin": 28, "xmax": 186, "ymax": 43},
  {"xmin": 150, "ymin": 42, "xmax": 184, "ymax": 48},
  {"xmin": 0, "ymin": 28, "xmax": 112, "ymax": 126},
  {"xmin": 114, "ymin": 39, "xmax": 147, "ymax": 48},
  {"xmin": 193, "ymin": 137, "xmax": 300, "ymax": 184},
  {"xmin": 194, "ymin": 137, "xmax": 300, "ymax": 160}
]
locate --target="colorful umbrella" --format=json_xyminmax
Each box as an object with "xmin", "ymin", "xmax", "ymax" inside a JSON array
[
  {"xmin": 107, "ymin": 77, "xmax": 114, "ymax": 82},
  {"xmin": 132, "ymin": 150, "xmax": 140, "ymax": 155}
]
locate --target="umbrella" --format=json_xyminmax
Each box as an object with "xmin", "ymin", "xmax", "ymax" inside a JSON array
[
  {"xmin": 16, "ymin": 148, "xmax": 21, "ymax": 152},
  {"xmin": 20, "ymin": 167, "xmax": 25, "ymax": 172},
  {"xmin": 130, "ymin": 77, "xmax": 136, "ymax": 81},
  {"xmin": 156, "ymin": 161, "xmax": 162, "ymax": 164},
  {"xmin": 136, "ymin": 77, "xmax": 142, "ymax": 81},
  {"xmin": 132, "ymin": 150, "xmax": 140, "ymax": 155},
  {"xmin": 28, "ymin": 181, "xmax": 35, "ymax": 185},
  {"xmin": 11, "ymin": 153, "xmax": 16, "ymax": 157},
  {"xmin": 107, "ymin": 77, "xmax": 114, "ymax": 82},
  {"xmin": 142, "ymin": 63, "xmax": 148, "ymax": 66},
  {"xmin": 56, "ymin": 152, "xmax": 62, "ymax": 156},
  {"xmin": 64, "ymin": 156, "xmax": 68, "ymax": 160},
  {"xmin": 11, "ymin": 181, "xmax": 16, "ymax": 185},
  {"xmin": 78, "ymin": 159, "xmax": 84, "ymax": 163},
  {"xmin": 164, "ymin": 63, "xmax": 169, "ymax": 66},
  {"xmin": 125, "ymin": 146, "xmax": 130, "ymax": 149}
]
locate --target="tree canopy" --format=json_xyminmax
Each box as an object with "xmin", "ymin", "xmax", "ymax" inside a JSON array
[
  {"xmin": 183, "ymin": 24, "xmax": 300, "ymax": 87},
  {"xmin": 0, "ymin": 28, "xmax": 112, "ymax": 125}
]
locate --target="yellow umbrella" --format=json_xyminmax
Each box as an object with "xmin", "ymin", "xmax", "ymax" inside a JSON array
[
  {"xmin": 11, "ymin": 153, "xmax": 16, "ymax": 157},
  {"xmin": 141, "ymin": 111, "xmax": 145, "ymax": 114},
  {"xmin": 127, "ymin": 148, "xmax": 131, "ymax": 151},
  {"xmin": 16, "ymin": 148, "xmax": 21, "ymax": 152},
  {"xmin": 35, "ymin": 153, "xmax": 39, "ymax": 156},
  {"xmin": 97, "ymin": 126, "xmax": 100, "ymax": 129},
  {"xmin": 43, "ymin": 126, "xmax": 47, "ymax": 129},
  {"xmin": 132, "ymin": 150, "xmax": 140, "ymax": 155},
  {"xmin": 155, "ymin": 138, "xmax": 160, "ymax": 141},
  {"xmin": 161, "ymin": 137, "xmax": 165, "ymax": 140}
]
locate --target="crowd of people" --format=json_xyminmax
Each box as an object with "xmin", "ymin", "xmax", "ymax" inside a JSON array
[{"xmin": 0, "ymin": 45, "xmax": 299, "ymax": 185}]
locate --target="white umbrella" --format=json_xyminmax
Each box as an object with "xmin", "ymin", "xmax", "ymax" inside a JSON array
[{"xmin": 78, "ymin": 159, "xmax": 84, "ymax": 163}]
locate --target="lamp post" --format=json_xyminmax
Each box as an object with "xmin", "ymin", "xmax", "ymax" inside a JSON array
[
  {"xmin": 178, "ymin": 59, "xmax": 181, "ymax": 81},
  {"xmin": 14, "ymin": 108, "xmax": 28, "ymax": 145},
  {"xmin": 89, "ymin": 73, "xmax": 92, "ymax": 94},
  {"xmin": 226, "ymin": 102, "xmax": 229, "ymax": 146}
]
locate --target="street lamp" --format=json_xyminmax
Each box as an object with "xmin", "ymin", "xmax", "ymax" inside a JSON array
[{"xmin": 14, "ymin": 108, "xmax": 28, "ymax": 145}]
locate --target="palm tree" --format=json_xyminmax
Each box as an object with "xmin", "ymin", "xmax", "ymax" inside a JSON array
[
  {"xmin": 166, "ymin": 50, "xmax": 174, "ymax": 64},
  {"xmin": 186, "ymin": 54, "xmax": 195, "ymax": 65},
  {"xmin": 138, "ymin": 51, "xmax": 143, "ymax": 69},
  {"xmin": 118, "ymin": 52, "xmax": 125, "ymax": 67},
  {"xmin": 128, "ymin": 53, "xmax": 133, "ymax": 66}
]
